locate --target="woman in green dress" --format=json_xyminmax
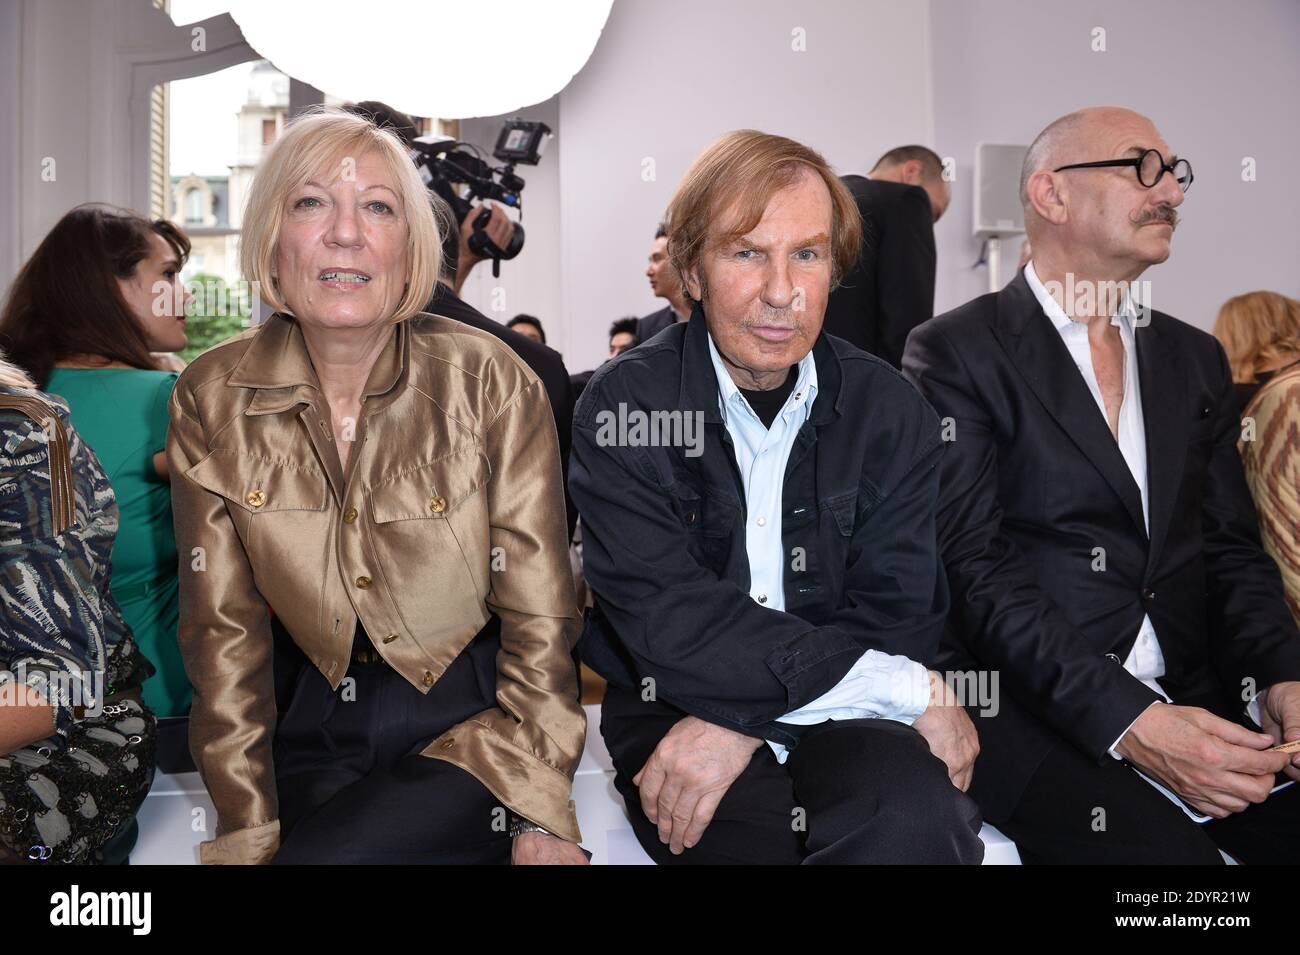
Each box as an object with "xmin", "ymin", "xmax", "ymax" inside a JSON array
[{"xmin": 0, "ymin": 204, "xmax": 195, "ymax": 768}]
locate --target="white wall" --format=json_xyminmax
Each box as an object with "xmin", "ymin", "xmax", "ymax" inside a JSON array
[
  {"xmin": 554, "ymin": 0, "xmax": 935, "ymax": 371},
  {"xmin": 929, "ymin": 0, "xmax": 1300, "ymax": 329},
  {"xmin": 9, "ymin": 0, "xmax": 98, "ymax": 285},
  {"xmin": 0, "ymin": 0, "xmax": 22, "ymax": 288},
  {"xmin": 1, "ymin": 0, "xmax": 255, "ymax": 292}
]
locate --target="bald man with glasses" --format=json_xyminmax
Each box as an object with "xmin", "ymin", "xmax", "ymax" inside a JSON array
[{"xmin": 904, "ymin": 106, "xmax": 1300, "ymax": 864}]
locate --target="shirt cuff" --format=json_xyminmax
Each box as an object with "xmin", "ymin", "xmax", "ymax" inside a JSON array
[
  {"xmin": 1245, "ymin": 690, "xmax": 1265, "ymax": 728},
  {"xmin": 765, "ymin": 650, "xmax": 930, "ymax": 766},
  {"xmin": 198, "ymin": 818, "xmax": 281, "ymax": 865},
  {"xmin": 767, "ymin": 739, "xmax": 791, "ymax": 764},
  {"xmin": 794, "ymin": 650, "xmax": 930, "ymax": 723},
  {"xmin": 1108, "ymin": 700, "xmax": 1164, "ymax": 760}
]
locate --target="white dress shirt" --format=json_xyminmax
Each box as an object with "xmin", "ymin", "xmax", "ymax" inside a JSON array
[
  {"xmin": 706, "ymin": 334, "xmax": 931, "ymax": 765},
  {"xmin": 1025, "ymin": 263, "xmax": 1173, "ymax": 754}
]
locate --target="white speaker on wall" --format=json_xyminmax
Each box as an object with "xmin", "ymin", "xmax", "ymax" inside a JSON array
[{"xmin": 973, "ymin": 142, "xmax": 1028, "ymax": 239}]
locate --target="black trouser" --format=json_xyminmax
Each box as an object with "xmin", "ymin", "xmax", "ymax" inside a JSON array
[
  {"xmin": 998, "ymin": 738, "xmax": 1300, "ymax": 864},
  {"xmin": 156, "ymin": 716, "xmax": 196, "ymax": 774},
  {"xmin": 270, "ymin": 624, "xmax": 512, "ymax": 864},
  {"xmin": 600, "ymin": 684, "xmax": 985, "ymax": 864}
]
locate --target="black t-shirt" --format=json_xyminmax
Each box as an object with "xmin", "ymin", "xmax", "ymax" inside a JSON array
[{"xmin": 738, "ymin": 366, "xmax": 797, "ymax": 429}]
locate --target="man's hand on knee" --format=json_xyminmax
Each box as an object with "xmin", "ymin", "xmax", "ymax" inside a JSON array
[
  {"xmin": 1115, "ymin": 703, "xmax": 1288, "ymax": 818},
  {"xmin": 632, "ymin": 716, "xmax": 764, "ymax": 855},
  {"xmin": 911, "ymin": 671, "xmax": 980, "ymax": 791}
]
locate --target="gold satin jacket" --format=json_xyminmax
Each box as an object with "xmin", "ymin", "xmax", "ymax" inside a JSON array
[{"xmin": 167, "ymin": 312, "xmax": 585, "ymax": 864}]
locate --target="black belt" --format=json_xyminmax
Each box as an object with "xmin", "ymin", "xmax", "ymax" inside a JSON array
[
  {"xmin": 348, "ymin": 621, "xmax": 389, "ymax": 667},
  {"xmin": 350, "ymin": 643, "xmax": 387, "ymax": 666}
]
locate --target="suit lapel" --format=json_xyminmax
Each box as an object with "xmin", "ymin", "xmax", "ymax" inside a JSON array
[
  {"xmin": 1136, "ymin": 318, "xmax": 1187, "ymax": 574},
  {"xmin": 992, "ymin": 273, "xmax": 1148, "ymax": 541}
]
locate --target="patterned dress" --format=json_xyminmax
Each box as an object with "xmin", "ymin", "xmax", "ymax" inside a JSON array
[
  {"xmin": 0, "ymin": 386, "xmax": 157, "ymax": 863},
  {"xmin": 1239, "ymin": 364, "xmax": 1300, "ymax": 627}
]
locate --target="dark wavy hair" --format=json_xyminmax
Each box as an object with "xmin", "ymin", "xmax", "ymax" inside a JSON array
[{"xmin": 0, "ymin": 204, "xmax": 190, "ymax": 387}]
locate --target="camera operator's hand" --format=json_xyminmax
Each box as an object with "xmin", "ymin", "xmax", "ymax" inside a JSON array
[{"xmin": 455, "ymin": 201, "xmax": 514, "ymax": 291}]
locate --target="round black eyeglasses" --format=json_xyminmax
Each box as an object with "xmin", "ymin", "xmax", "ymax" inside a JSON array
[{"xmin": 1054, "ymin": 149, "xmax": 1193, "ymax": 193}]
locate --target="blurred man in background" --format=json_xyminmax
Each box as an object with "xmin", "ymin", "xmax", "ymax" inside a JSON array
[
  {"xmin": 571, "ymin": 316, "xmax": 639, "ymax": 399},
  {"xmin": 823, "ymin": 145, "xmax": 948, "ymax": 366},
  {"xmin": 508, "ymin": 314, "xmax": 547, "ymax": 344},
  {"xmin": 635, "ymin": 222, "xmax": 692, "ymax": 346}
]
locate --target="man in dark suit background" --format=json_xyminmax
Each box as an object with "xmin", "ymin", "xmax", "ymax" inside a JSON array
[
  {"xmin": 823, "ymin": 145, "xmax": 949, "ymax": 367},
  {"xmin": 904, "ymin": 107, "xmax": 1300, "ymax": 864},
  {"xmin": 634, "ymin": 222, "xmax": 692, "ymax": 346}
]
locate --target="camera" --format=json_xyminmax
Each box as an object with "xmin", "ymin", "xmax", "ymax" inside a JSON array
[{"xmin": 411, "ymin": 119, "xmax": 552, "ymax": 278}]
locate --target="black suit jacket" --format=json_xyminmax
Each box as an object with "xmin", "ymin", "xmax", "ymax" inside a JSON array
[
  {"xmin": 823, "ymin": 176, "xmax": 936, "ymax": 367},
  {"xmin": 903, "ymin": 271, "xmax": 1300, "ymax": 822},
  {"xmin": 634, "ymin": 304, "xmax": 682, "ymax": 347},
  {"xmin": 571, "ymin": 305, "xmax": 948, "ymax": 744},
  {"xmin": 427, "ymin": 283, "xmax": 577, "ymax": 537}
]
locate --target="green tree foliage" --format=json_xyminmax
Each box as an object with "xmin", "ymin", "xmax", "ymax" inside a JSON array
[{"xmin": 180, "ymin": 273, "xmax": 251, "ymax": 363}]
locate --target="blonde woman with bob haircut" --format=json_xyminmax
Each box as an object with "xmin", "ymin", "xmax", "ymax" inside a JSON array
[
  {"xmin": 167, "ymin": 107, "xmax": 586, "ymax": 865},
  {"xmin": 1213, "ymin": 290, "xmax": 1300, "ymax": 412}
]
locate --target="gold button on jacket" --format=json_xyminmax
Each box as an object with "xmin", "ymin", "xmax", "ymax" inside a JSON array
[{"xmin": 167, "ymin": 312, "xmax": 585, "ymax": 864}]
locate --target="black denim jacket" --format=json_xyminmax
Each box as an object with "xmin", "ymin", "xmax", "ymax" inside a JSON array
[{"xmin": 570, "ymin": 306, "xmax": 950, "ymax": 747}]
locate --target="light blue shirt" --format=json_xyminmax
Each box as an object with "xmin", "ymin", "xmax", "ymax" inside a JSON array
[{"xmin": 706, "ymin": 334, "xmax": 931, "ymax": 764}]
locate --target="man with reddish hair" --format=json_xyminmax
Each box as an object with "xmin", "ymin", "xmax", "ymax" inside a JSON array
[{"xmin": 570, "ymin": 130, "xmax": 984, "ymax": 864}]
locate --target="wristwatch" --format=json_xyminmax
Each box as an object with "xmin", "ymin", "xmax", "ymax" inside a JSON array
[{"xmin": 508, "ymin": 814, "xmax": 551, "ymax": 838}]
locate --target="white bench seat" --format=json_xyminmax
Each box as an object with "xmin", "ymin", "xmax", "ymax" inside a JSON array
[{"xmin": 133, "ymin": 705, "xmax": 1020, "ymax": 864}]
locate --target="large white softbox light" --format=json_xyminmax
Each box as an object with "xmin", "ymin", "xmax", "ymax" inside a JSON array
[{"xmin": 172, "ymin": 0, "xmax": 613, "ymax": 118}]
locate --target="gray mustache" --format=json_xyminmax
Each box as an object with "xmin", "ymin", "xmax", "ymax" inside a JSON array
[{"xmin": 1135, "ymin": 206, "xmax": 1179, "ymax": 228}]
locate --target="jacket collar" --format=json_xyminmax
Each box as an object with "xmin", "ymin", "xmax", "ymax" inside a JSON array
[
  {"xmin": 1024, "ymin": 260, "xmax": 1140, "ymax": 336},
  {"xmin": 228, "ymin": 313, "xmax": 410, "ymax": 416},
  {"xmin": 678, "ymin": 300, "xmax": 843, "ymax": 427}
]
